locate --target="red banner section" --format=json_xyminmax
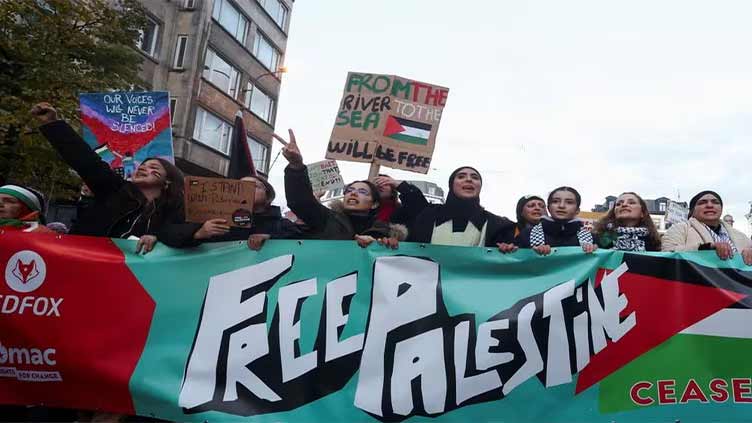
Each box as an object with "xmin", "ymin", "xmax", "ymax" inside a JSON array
[{"xmin": 0, "ymin": 232, "xmax": 154, "ymax": 414}]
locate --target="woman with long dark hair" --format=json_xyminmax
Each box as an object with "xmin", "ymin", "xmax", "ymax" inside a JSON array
[
  {"xmin": 516, "ymin": 186, "xmax": 597, "ymax": 255},
  {"xmin": 408, "ymin": 166, "xmax": 515, "ymax": 247},
  {"xmin": 592, "ymin": 192, "xmax": 661, "ymax": 251},
  {"xmin": 32, "ymin": 102, "xmax": 185, "ymax": 254}
]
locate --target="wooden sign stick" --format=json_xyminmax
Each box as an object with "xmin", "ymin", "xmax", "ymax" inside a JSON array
[{"xmin": 368, "ymin": 161, "xmax": 381, "ymax": 179}]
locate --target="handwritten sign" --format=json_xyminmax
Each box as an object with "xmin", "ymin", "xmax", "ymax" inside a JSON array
[
  {"xmin": 577, "ymin": 211, "xmax": 606, "ymax": 232},
  {"xmin": 80, "ymin": 91, "xmax": 174, "ymax": 180},
  {"xmin": 326, "ymin": 72, "xmax": 449, "ymax": 174},
  {"xmin": 184, "ymin": 177, "xmax": 255, "ymax": 227},
  {"xmin": 666, "ymin": 201, "xmax": 689, "ymax": 225},
  {"xmin": 307, "ymin": 160, "xmax": 345, "ymax": 192}
]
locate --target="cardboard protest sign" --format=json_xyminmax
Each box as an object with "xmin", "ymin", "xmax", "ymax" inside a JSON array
[
  {"xmin": 577, "ymin": 211, "xmax": 606, "ymax": 232},
  {"xmin": 666, "ymin": 201, "xmax": 689, "ymax": 224},
  {"xmin": 184, "ymin": 177, "xmax": 255, "ymax": 227},
  {"xmin": 307, "ymin": 160, "xmax": 345, "ymax": 192},
  {"xmin": 80, "ymin": 91, "xmax": 174, "ymax": 180},
  {"xmin": 326, "ymin": 72, "xmax": 449, "ymax": 174}
]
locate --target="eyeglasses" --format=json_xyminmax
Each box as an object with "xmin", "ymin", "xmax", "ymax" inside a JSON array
[{"xmin": 344, "ymin": 187, "xmax": 371, "ymax": 196}]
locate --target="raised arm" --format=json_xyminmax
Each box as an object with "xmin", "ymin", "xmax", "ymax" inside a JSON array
[
  {"xmin": 281, "ymin": 129, "xmax": 328, "ymax": 229},
  {"xmin": 394, "ymin": 181, "xmax": 430, "ymax": 224},
  {"xmin": 32, "ymin": 103, "xmax": 124, "ymax": 199},
  {"xmin": 373, "ymin": 176, "xmax": 430, "ymax": 225}
]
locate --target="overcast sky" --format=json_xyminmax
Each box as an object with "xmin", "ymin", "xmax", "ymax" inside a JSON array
[{"xmin": 268, "ymin": 0, "xmax": 752, "ymax": 234}]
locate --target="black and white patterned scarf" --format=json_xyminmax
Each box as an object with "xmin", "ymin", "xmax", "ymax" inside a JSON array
[
  {"xmin": 529, "ymin": 220, "xmax": 593, "ymax": 247},
  {"xmin": 613, "ymin": 226, "xmax": 649, "ymax": 252},
  {"xmin": 702, "ymin": 223, "xmax": 738, "ymax": 253}
]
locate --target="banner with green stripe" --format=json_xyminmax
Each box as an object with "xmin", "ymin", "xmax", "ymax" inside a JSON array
[{"xmin": 1, "ymin": 232, "xmax": 751, "ymax": 421}]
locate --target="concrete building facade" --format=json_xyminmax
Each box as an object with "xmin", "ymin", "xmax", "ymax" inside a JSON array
[{"xmin": 133, "ymin": 0, "xmax": 293, "ymax": 176}]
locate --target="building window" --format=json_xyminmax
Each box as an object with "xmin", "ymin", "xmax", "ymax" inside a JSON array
[
  {"xmin": 193, "ymin": 107, "xmax": 233, "ymax": 154},
  {"xmin": 173, "ymin": 35, "xmax": 188, "ymax": 69},
  {"xmin": 659, "ymin": 202, "xmax": 667, "ymax": 212},
  {"xmin": 169, "ymin": 98, "xmax": 177, "ymax": 124},
  {"xmin": 258, "ymin": 0, "xmax": 288, "ymax": 29},
  {"xmin": 203, "ymin": 48, "xmax": 241, "ymax": 99},
  {"xmin": 212, "ymin": 0, "xmax": 248, "ymax": 44},
  {"xmin": 252, "ymin": 30, "xmax": 280, "ymax": 71},
  {"xmin": 244, "ymin": 82, "xmax": 275, "ymax": 123},
  {"xmin": 137, "ymin": 17, "xmax": 160, "ymax": 57},
  {"xmin": 247, "ymin": 137, "xmax": 269, "ymax": 173}
]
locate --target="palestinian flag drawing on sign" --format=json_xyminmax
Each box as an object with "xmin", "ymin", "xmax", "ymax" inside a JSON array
[
  {"xmin": 94, "ymin": 143, "xmax": 116, "ymax": 163},
  {"xmin": 383, "ymin": 115, "xmax": 431, "ymax": 145}
]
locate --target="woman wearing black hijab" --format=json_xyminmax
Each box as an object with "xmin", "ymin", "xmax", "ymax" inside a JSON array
[{"xmin": 407, "ymin": 166, "xmax": 515, "ymax": 247}]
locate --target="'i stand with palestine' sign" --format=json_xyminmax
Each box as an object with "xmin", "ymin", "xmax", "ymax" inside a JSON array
[{"xmin": 326, "ymin": 72, "xmax": 449, "ymax": 174}]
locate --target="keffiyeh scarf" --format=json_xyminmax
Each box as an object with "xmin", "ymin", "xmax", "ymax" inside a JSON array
[
  {"xmin": 613, "ymin": 226, "xmax": 649, "ymax": 252},
  {"xmin": 703, "ymin": 223, "xmax": 738, "ymax": 253}
]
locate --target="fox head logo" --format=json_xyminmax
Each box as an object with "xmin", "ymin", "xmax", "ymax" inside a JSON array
[
  {"xmin": 12, "ymin": 259, "xmax": 39, "ymax": 285},
  {"xmin": 5, "ymin": 250, "xmax": 46, "ymax": 293}
]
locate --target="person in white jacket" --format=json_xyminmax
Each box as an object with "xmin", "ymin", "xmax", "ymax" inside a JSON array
[{"xmin": 662, "ymin": 190, "xmax": 752, "ymax": 265}]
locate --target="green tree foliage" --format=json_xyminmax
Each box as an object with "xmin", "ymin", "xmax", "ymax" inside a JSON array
[{"xmin": 0, "ymin": 0, "xmax": 147, "ymax": 200}]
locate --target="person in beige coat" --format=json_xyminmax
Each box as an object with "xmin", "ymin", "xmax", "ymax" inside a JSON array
[{"xmin": 662, "ymin": 190, "xmax": 752, "ymax": 265}]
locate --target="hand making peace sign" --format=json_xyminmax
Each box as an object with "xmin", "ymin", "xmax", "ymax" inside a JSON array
[{"xmin": 281, "ymin": 129, "xmax": 304, "ymax": 169}]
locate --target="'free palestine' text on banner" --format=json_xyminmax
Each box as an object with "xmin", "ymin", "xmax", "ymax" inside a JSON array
[{"xmin": 1, "ymin": 232, "xmax": 752, "ymax": 422}]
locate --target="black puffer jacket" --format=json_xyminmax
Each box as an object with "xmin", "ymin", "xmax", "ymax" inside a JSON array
[
  {"xmin": 285, "ymin": 166, "xmax": 404, "ymax": 241},
  {"xmin": 39, "ymin": 120, "xmax": 184, "ymax": 239},
  {"xmin": 515, "ymin": 218, "xmax": 585, "ymax": 248},
  {"xmin": 387, "ymin": 181, "xmax": 431, "ymax": 227}
]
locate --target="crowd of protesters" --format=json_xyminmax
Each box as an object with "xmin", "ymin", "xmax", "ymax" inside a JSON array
[
  {"xmin": 6, "ymin": 102, "xmax": 751, "ymax": 268},
  {"xmin": 4, "ymin": 102, "xmax": 752, "ymax": 422}
]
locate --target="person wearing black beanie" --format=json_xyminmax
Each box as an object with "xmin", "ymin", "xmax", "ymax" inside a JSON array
[
  {"xmin": 407, "ymin": 166, "xmax": 515, "ymax": 247},
  {"xmin": 687, "ymin": 190, "xmax": 722, "ymax": 216},
  {"xmin": 662, "ymin": 190, "xmax": 752, "ymax": 264}
]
